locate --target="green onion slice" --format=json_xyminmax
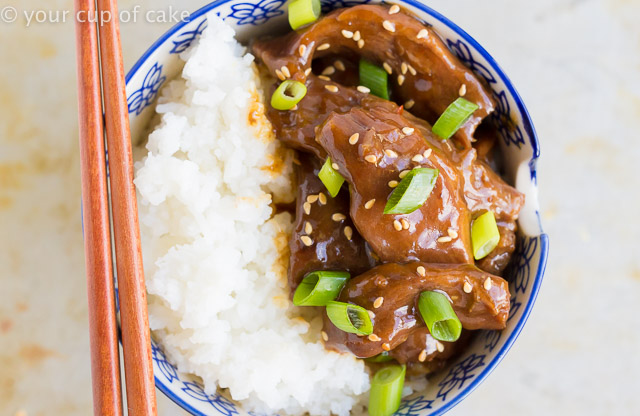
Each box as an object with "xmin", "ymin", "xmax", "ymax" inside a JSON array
[
  {"xmin": 318, "ymin": 157, "xmax": 345, "ymax": 197},
  {"xmin": 368, "ymin": 364, "xmax": 406, "ymax": 416},
  {"xmin": 288, "ymin": 0, "xmax": 321, "ymax": 30},
  {"xmin": 271, "ymin": 80, "xmax": 307, "ymax": 111},
  {"xmin": 326, "ymin": 301, "xmax": 373, "ymax": 336},
  {"xmin": 383, "ymin": 168, "xmax": 438, "ymax": 214},
  {"xmin": 417, "ymin": 291, "xmax": 462, "ymax": 342},
  {"xmin": 432, "ymin": 97, "xmax": 479, "ymax": 140},
  {"xmin": 293, "ymin": 271, "xmax": 350, "ymax": 306},
  {"xmin": 365, "ymin": 351, "xmax": 394, "ymax": 363},
  {"xmin": 359, "ymin": 59, "xmax": 389, "ymax": 100},
  {"xmin": 471, "ymin": 210, "xmax": 500, "ymax": 260}
]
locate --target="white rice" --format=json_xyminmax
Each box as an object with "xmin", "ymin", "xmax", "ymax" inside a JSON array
[{"xmin": 134, "ymin": 17, "xmax": 370, "ymax": 416}]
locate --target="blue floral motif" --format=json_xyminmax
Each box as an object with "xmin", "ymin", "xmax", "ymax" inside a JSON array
[
  {"xmin": 447, "ymin": 39, "xmax": 496, "ymax": 85},
  {"xmin": 395, "ymin": 395, "xmax": 434, "ymax": 415},
  {"xmin": 170, "ymin": 18, "xmax": 208, "ymax": 54},
  {"xmin": 127, "ymin": 63, "xmax": 166, "ymax": 115},
  {"xmin": 151, "ymin": 341, "xmax": 179, "ymax": 383},
  {"xmin": 507, "ymin": 294, "xmax": 522, "ymax": 323},
  {"xmin": 512, "ymin": 237, "xmax": 538, "ymax": 295},
  {"xmin": 483, "ymin": 330, "xmax": 501, "ymax": 353},
  {"xmin": 226, "ymin": 0, "xmax": 286, "ymax": 25},
  {"xmin": 182, "ymin": 382, "xmax": 239, "ymax": 416},
  {"xmin": 321, "ymin": 0, "xmax": 371, "ymax": 13},
  {"xmin": 437, "ymin": 354, "xmax": 486, "ymax": 401}
]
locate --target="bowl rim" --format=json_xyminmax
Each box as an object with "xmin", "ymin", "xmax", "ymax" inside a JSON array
[{"xmin": 125, "ymin": 1, "xmax": 549, "ymax": 415}]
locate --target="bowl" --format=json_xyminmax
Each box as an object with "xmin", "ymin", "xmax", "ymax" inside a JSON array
[{"xmin": 124, "ymin": 1, "xmax": 549, "ymax": 414}]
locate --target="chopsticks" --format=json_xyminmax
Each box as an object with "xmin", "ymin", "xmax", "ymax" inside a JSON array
[{"xmin": 74, "ymin": 0, "xmax": 157, "ymax": 414}]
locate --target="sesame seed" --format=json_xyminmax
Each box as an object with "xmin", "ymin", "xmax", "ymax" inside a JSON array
[
  {"xmin": 321, "ymin": 330, "xmax": 329, "ymax": 341},
  {"xmin": 334, "ymin": 60, "xmax": 345, "ymax": 71},
  {"xmin": 317, "ymin": 43, "xmax": 330, "ymax": 50},
  {"xmin": 275, "ymin": 69, "xmax": 285, "ymax": 81},
  {"xmin": 436, "ymin": 340, "xmax": 445, "ymax": 353},
  {"xmin": 368, "ymin": 334, "xmax": 381, "ymax": 342},
  {"xmin": 383, "ymin": 62, "xmax": 393, "ymax": 74},
  {"xmin": 329, "ymin": 164, "xmax": 339, "ymax": 172},
  {"xmin": 341, "ymin": 29, "xmax": 354, "ymax": 39},
  {"xmin": 303, "ymin": 202, "xmax": 311, "ymax": 215},
  {"xmin": 304, "ymin": 67, "xmax": 312, "ymax": 76},
  {"xmin": 304, "ymin": 221, "xmax": 313, "ymax": 234},
  {"xmin": 404, "ymin": 100, "xmax": 415, "ymax": 110},
  {"xmin": 399, "ymin": 170, "xmax": 410, "ymax": 178},
  {"xmin": 281, "ymin": 66, "xmax": 291, "ymax": 78},
  {"xmin": 417, "ymin": 29, "xmax": 429, "ymax": 39},
  {"xmin": 448, "ymin": 228, "xmax": 458, "ymax": 239},
  {"xmin": 332, "ymin": 213, "xmax": 347, "ymax": 222},
  {"xmin": 408, "ymin": 64, "xmax": 417, "ymax": 76},
  {"xmin": 353, "ymin": 30, "xmax": 361, "ymax": 42},
  {"xmin": 417, "ymin": 266, "xmax": 426, "ymax": 277},
  {"xmin": 401, "ymin": 219, "xmax": 410, "ymax": 229},
  {"xmin": 484, "ymin": 277, "xmax": 493, "ymax": 290},
  {"xmin": 389, "ymin": 4, "xmax": 401, "ymax": 14},
  {"xmin": 291, "ymin": 104, "xmax": 298, "ymax": 111},
  {"xmin": 393, "ymin": 220, "xmax": 403, "ymax": 231},
  {"xmin": 307, "ymin": 194, "xmax": 319, "ymax": 203},
  {"xmin": 344, "ymin": 226, "xmax": 353, "ymax": 240},
  {"xmin": 412, "ymin": 154, "xmax": 424, "ymax": 162},
  {"xmin": 382, "ymin": 343, "xmax": 391, "ymax": 351},
  {"xmin": 365, "ymin": 155, "xmax": 378, "ymax": 164},
  {"xmin": 373, "ymin": 297, "xmax": 384, "ymax": 308},
  {"xmin": 384, "ymin": 149, "xmax": 398, "ymax": 158},
  {"xmin": 402, "ymin": 127, "xmax": 414, "ymax": 135},
  {"xmin": 299, "ymin": 44, "xmax": 307, "ymax": 56},
  {"xmin": 357, "ymin": 85, "xmax": 371, "ymax": 94},
  {"xmin": 401, "ymin": 62, "xmax": 408, "ymax": 75},
  {"xmin": 438, "ymin": 236, "xmax": 452, "ymax": 243},
  {"xmin": 397, "ymin": 75, "xmax": 405, "ymax": 86},
  {"xmin": 318, "ymin": 192, "xmax": 327, "ymax": 205},
  {"xmin": 459, "ymin": 84, "xmax": 467, "ymax": 96},
  {"xmin": 322, "ymin": 66, "xmax": 336, "ymax": 75},
  {"xmin": 463, "ymin": 281, "xmax": 473, "ymax": 293},
  {"xmin": 368, "ymin": 310, "xmax": 376, "ymax": 319},
  {"xmin": 388, "ymin": 180, "xmax": 399, "ymax": 188},
  {"xmin": 423, "ymin": 148, "xmax": 432, "ymax": 158},
  {"xmin": 318, "ymin": 75, "xmax": 331, "ymax": 81},
  {"xmin": 349, "ymin": 133, "xmax": 360, "ymax": 145},
  {"xmin": 382, "ymin": 20, "xmax": 396, "ymax": 32},
  {"xmin": 325, "ymin": 85, "xmax": 339, "ymax": 93},
  {"xmin": 365, "ymin": 199, "xmax": 376, "ymax": 209},
  {"xmin": 418, "ymin": 349, "xmax": 427, "ymax": 362},
  {"xmin": 301, "ymin": 235, "xmax": 313, "ymax": 246},
  {"xmin": 357, "ymin": 39, "xmax": 365, "ymax": 49}
]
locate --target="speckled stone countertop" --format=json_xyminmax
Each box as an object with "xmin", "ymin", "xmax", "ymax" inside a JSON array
[{"xmin": 1, "ymin": 0, "xmax": 638, "ymax": 415}]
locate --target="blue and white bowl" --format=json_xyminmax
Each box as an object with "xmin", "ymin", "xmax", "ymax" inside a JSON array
[{"xmin": 125, "ymin": 1, "xmax": 549, "ymax": 414}]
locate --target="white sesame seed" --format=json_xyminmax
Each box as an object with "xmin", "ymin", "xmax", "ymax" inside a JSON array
[
  {"xmin": 393, "ymin": 220, "xmax": 403, "ymax": 231},
  {"xmin": 402, "ymin": 127, "xmax": 414, "ymax": 135},
  {"xmin": 368, "ymin": 310, "xmax": 376, "ymax": 319},
  {"xmin": 368, "ymin": 334, "xmax": 381, "ymax": 342},
  {"xmin": 417, "ymin": 29, "xmax": 429, "ymax": 39},
  {"xmin": 281, "ymin": 66, "xmax": 291, "ymax": 78},
  {"xmin": 384, "ymin": 149, "xmax": 398, "ymax": 158},
  {"xmin": 448, "ymin": 228, "xmax": 458, "ymax": 239},
  {"xmin": 353, "ymin": 30, "xmax": 361, "ymax": 42},
  {"xmin": 365, "ymin": 199, "xmax": 376, "ymax": 209},
  {"xmin": 484, "ymin": 277, "xmax": 493, "ymax": 290},
  {"xmin": 304, "ymin": 67, "xmax": 312, "ymax": 76},
  {"xmin": 399, "ymin": 170, "xmax": 410, "ymax": 179},
  {"xmin": 332, "ymin": 213, "xmax": 346, "ymax": 222},
  {"xmin": 322, "ymin": 66, "xmax": 336, "ymax": 75},
  {"xmin": 417, "ymin": 266, "xmax": 426, "ymax": 277},
  {"xmin": 331, "ymin": 163, "xmax": 340, "ymax": 171},
  {"xmin": 341, "ymin": 29, "xmax": 354, "ymax": 39},
  {"xmin": 438, "ymin": 236, "xmax": 452, "ymax": 243},
  {"xmin": 318, "ymin": 192, "xmax": 327, "ymax": 205},
  {"xmin": 357, "ymin": 85, "xmax": 371, "ymax": 94},
  {"xmin": 299, "ymin": 44, "xmax": 307, "ymax": 56},
  {"xmin": 365, "ymin": 155, "xmax": 378, "ymax": 164},
  {"xmin": 334, "ymin": 60, "xmax": 345, "ymax": 71},
  {"xmin": 373, "ymin": 297, "xmax": 384, "ymax": 308},
  {"xmin": 318, "ymin": 75, "xmax": 331, "ymax": 81},
  {"xmin": 317, "ymin": 43, "xmax": 330, "ymax": 50},
  {"xmin": 321, "ymin": 330, "xmax": 329, "ymax": 341},
  {"xmin": 436, "ymin": 340, "xmax": 445, "ymax": 353},
  {"xmin": 412, "ymin": 154, "xmax": 424, "ymax": 162},
  {"xmin": 408, "ymin": 64, "xmax": 417, "ymax": 76},
  {"xmin": 401, "ymin": 62, "xmax": 408, "ymax": 75},
  {"xmin": 325, "ymin": 85, "xmax": 339, "ymax": 93},
  {"xmin": 303, "ymin": 202, "xmax": 311, "ymax": 215},
  {"xmin": 304, "ymin": 221, "xmax": 313, "ymax": 234},
  {"xmin": 349, "ymin": 133, "xmax": 360, "ymax": 145},
  {"xmin": 459, "ymin": 84, "xmax": 467, "ymax": 96},
  {"xmin": 397, "ymin": 75, "xmax": 405, "ymax": 86},
  {"xmin": 291, "ymin": 104, "xmax": 298, "ymax": 111},
  {"xmin": 301, "ymin": 235, "xmax": 313, "ymax": 246},
  {"xmin": 383, "ymin": 62, "xmax": 393, "ymax": 74},
  {"xmin": 423, "ymin": 148, "xmax": 432, "ymax": 158},
  {"xmin": 357, "ymin": 39, "xmax": 365, "ymax": 49},
  {"xmin": 382, "ymin": 343, "xmax": 391, "ymax": 351},
  {"xmin": 389, "ymin": 4, "xmax": 401, "ymax": 14},
  {"xmin": 418, "ymin": 349, "xmax": 428, "ymax": 362},
  {"xmin": 275, "ymin": 69, "xmax": 285, "ymax": 81},
  {"xmin": 383, "ymin": 20, "xmax": 396, "ymax": 32},
  {"xmin": 307, "ymin": 194, "xmax": 319, "ymax": 203},
  {"xmin": 401, "ymin": 218, "xmax": 410, "ymax": 229},
  {"xmin": 404, "ymin": 99, "xmax": 415, "ymax": 109},
  {"xmin": 463, "ymin": 281, "xmax": 473, "ymax": 293},
  {"xmin": 344, "ymin": 226, "xmax": 353, "ymax": 240},
  {"xmin": 388, "ymin": 180, "xmax": 399, "ymax": 188}
]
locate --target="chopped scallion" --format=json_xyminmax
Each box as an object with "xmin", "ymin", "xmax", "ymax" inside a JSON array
[
  {"xmin": 368, "ymin": 364, "xmax": 406, "ymax": 416},
  {"xmin": 326, "ymin": 301, "xmax": 373, "ymax": 336},
  {"xmin": 318, "ymin": 157, "xmax": 345, "ymax": 197},
  {"xmin": 359, "ymin": 60, "xmax": 389, "ymax": 100},
  {"xmin": 293, "ymin": 271, "xmax": 350, "ymax": 306},
  {"xmin": 271, "ymin": 80, "xmax": 307, "ymax": 110},
  {"xmin": 288, "ymin": 0, "xmax": 321, "ymax": 30},
  {"xmin": 383, "ymin": 168, "xmax": 438, "ymax": 214},
  {"xmin": 417, "ymin": 291, "xmax": 462, "ymax": 342},
  {"xmin": 471, "ymin": 210, "xmax": 500, "ymax": 260},
  {"xmin": 432, "ymin": 97, "xmax": 479, "ymax": 140}
]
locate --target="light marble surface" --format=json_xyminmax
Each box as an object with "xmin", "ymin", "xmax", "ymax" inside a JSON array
[{"xmin": 1, "ymin": 0, "xmax": 639, "ymax": 415}]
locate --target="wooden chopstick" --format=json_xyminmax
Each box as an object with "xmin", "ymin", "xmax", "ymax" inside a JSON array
[
  {"xmin": 94, "ymin": 0, "xmax": 158, "ymax": 414},
  {"xmin": 73, "ymin": 0, "xmax": 123, "ymax": 415}
]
